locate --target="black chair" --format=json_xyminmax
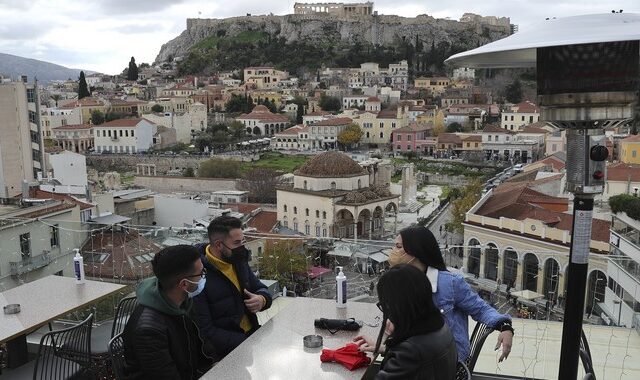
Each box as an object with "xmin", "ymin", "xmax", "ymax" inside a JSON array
[
  {"xmin": 467, "ymin": 322, "xmax": 495, "ymax": 372},
  {"xmin": 111, "ymin": 296, "xmax": 138, "ymax": 338},
  {"xmin": 456, "ymin": 361, "xmax": 472, "ymax": 380},
  {"xmin": 579, "ymin": 329, "xmax": 596, "ymax": 379},
  {"xmin": 34, "ymin": 313, "xmax": 94, "ymax": 379},
  {"xmin": 108, "ymin": 333, "xmax": 125, "ymax": 380}
]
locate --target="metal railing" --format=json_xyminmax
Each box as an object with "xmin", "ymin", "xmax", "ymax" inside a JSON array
[{"xmin": 9, "ymin": 252, "xmax": 52, "ymax": 276}]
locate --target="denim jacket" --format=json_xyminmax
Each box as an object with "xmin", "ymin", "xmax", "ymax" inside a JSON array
[{"xmin": 428, "ymin": 268, "xmax": 511, "ymax": 361}]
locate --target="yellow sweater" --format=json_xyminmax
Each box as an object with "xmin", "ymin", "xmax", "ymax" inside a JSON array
[{"xmin": 205, "ymin": 245, "xmax": 252, "ymax": 333}]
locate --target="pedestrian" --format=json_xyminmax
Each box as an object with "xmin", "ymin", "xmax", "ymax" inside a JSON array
[{"xmin": 369, "ymin": 281, "xmax": 375, "ymax": 296}]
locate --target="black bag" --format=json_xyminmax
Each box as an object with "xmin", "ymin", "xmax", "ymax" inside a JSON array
[{"xmin": 314, "ymin": 318, "xmax": 362, "ymax": 334}]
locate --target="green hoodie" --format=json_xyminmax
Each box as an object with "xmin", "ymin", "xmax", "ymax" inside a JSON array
[{"xmin": 136, "ymin": 277, "xmax": 192, "ymax": 316}]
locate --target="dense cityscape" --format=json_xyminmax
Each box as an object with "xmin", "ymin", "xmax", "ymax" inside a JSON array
[{"xmin": 0, "ymin": 1, "xmax": 639, "ymax": 379}]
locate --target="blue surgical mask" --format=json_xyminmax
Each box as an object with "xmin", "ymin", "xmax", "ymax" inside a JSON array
[{"xmin": 185, "ymin": 277, "xmax": 206, "ymax": 298}]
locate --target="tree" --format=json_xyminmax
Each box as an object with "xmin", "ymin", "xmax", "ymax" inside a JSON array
[
  {"xmin": 197, "ymin": 158, "xmax": 241, "ymax": 178},
  {"xmin": 449, "ymin": 180, "xmax": 484, "ymax": 233},
  {"xmin": 292, "ymin": 96, "xmax": 307, "ymax": 124},
  {"xmin": 505, "ymin": 79, "xmax": 523, "ymax": 104},
  {"xmin": 127, "ymin": 57, "xmax": 139, "ymax": 81},
  {"xmin": 404, "ymin": 150, "xmax": 418, "ymax": 160},
  {"xmin": 236, "ymin": 168, "xmax": 283, "ymax": 203},
  {"xmin": 256, "ymin": 240, "xmax": 309, "ymax": 292},
  {"xmin": 337, "ymin": 124, "xmax": 363, "ymax": 150},
  {"xmin": 318, "ymin": 95, "xmax": 341, "ymax": 112},
  {"xmin": 228, "ymin": 121, "xmax": 247, "ymax": 139},
  {"xmin": 91, "ymin": 110, "xmax": 105, "ymax": 125},
  {"xmin": 446, "ymin": 122, "xmax": 464, "ymax": 133},
  {"xmin": 50, "ymin": 94, "xmax": 62, "ymax": 107},
  {"xmin": 183, "ymin": 167, "xmax": 195, "ymax": 177},
  {"xmin": 78, "ymin": 71, "xmax": 90, "ymax": 99},
  {"xmin": 151, "ymin": 104, "xmax": 164, "ymax": 113},
  {"xmin": 225, "ymin": 94, "xmax": 252, "ymax": 113},
  {"xmin": 105, "ymin": 112, "xmax": 123, "ymax": 122}
]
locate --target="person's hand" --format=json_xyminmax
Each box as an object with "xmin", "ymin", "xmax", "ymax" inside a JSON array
[
  {"xmin": 353, "ymin": 335, "xmax": 376, "ymax": 352},
  {"xmin": 243, "ymin": 289, "xmax": 265, "ymax": 313},
  {"xmin": 495, "ymin": 330, "xmax": 513, "ymax": 362}
]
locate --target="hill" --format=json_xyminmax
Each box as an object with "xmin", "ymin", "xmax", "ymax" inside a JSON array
[
  {"xmin": 0, "ymin": 52, "xmax": 89, "ymax": 83},
  {"xmin": 155, "ymin": 13, "xmax": 512, "ymax": 77}
]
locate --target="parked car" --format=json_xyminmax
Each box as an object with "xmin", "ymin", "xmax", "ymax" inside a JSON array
[{"xmin": 514, "ymin": 163, "xmax": 524, "ymax": 172}]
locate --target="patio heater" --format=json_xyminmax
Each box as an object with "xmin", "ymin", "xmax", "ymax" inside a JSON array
[{"xmin": 446, "ymin": 13, "xmax": 640, "ymax": 379}]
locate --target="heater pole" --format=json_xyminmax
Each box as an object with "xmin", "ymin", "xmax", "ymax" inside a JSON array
[{"xmin": 558, "ymin": 195, "xmax": 594, "ymax": 379}]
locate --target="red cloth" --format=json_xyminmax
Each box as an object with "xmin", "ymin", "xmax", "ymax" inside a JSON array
[{"xmin": 320, "ymin": 343, "xmax": 371, "ymax": 370}]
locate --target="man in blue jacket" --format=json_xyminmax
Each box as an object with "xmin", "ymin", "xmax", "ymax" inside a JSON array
[{"xmin": 193, "ymin": 216, "xmax": 273, "ymax": 360}]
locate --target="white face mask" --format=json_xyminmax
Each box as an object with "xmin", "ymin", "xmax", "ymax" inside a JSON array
[{"xmin": 184, "ymin": 277, "xmax": 206, "ymax": 298}]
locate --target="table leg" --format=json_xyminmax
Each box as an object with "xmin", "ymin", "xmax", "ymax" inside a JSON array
[{"xmin": 6, "ymin": 335, "xmax": 28, "ymax": 369}]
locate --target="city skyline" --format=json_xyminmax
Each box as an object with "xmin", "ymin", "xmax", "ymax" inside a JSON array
[{"xmin": 0, "ymin": 0, "xmax": 637, "ymax": 75}]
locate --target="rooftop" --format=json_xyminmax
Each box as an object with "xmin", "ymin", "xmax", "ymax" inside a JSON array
[{"xmin": 294, "ymin": 151, "xmax": 367, "ymax": 178}]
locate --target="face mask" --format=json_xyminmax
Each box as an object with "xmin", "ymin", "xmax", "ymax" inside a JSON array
[
  {"xmin": 388, "ymin": 248, "xmax": 415, "ymax": 267},
  {"xmin": 221, "ymin": 243, "xmax": 249, "ymax": 263},
  {"xmin": 185, "ymin": 277, "xmax": 206, "ymax": 298}
]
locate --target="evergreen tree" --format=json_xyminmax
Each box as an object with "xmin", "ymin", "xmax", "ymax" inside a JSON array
[
  {"xmin": 78, "ymin": 71, "xmax": 90, "ymax": 99},
  {"xmin": 505, "ymin": 79, "xmax": 523, "ymax": 104},
  {"xmin": 127, "ymin": 57, "xmax": 139, "ymax": 81}
]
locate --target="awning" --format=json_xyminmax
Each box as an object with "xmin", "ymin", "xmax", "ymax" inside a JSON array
[
  {"xmin": 369, "ymin": 251, "xmax": 389, "ymax": 263},
  {"xmin": 308, "ymin": 266, "xmax": 332, "ymax": 279},
  {"xmin": 510, "ymin": 289, "xmax": 545, "ymax": 300},
  {"xmin": 327, "ymin": 248, "xmax": 353, "ymax": 258},
  {"xmin": 89, "ymin": 214, "xmax": 131, "ymax": 225}
]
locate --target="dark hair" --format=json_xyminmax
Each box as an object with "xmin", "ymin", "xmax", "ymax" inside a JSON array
[
  {"xmin": 152, "ymin": 245, "xmax": 200, "ymax": 290},
  {"xmin": 374, "ymin": 264, "xmax": 444, "ymax": 355},
  {"xmin": 399, "ymin": 226, "xmax": 447, "ymax": 271},
  {"xmin": 207, "ymin": 215, "xmax": 242, "ymax": 242}
]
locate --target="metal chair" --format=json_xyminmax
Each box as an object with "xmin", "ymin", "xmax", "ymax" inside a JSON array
[
  {"xmin": 456, "ymin": 361, "xmax": 472, "ymax": 380},
  {"xmin": 33, "ymin": 313, "xmax": 94, "ymax": 379},
  {"xmin": 467, "ymin": 322, "xmax": 495, "ymax": 372},
  {"xmin": 111, "ymin": 296, "xmax": 138, "ymax": 338},
  {"xmin": 108, "ymin": 333, "xmax": 125, "ymax": 380},
  {"xmin": 579, "ymin": 329, "xmax": 596, "ymax": 379}
]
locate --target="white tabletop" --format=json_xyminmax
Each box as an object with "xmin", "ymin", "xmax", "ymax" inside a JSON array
[
  {"xmin": 0, "ymin": 275, "xmax": 126, "ymax": 342},
  {"xmin": 202, "ymin": 297, "xmax": 382, "ymax": 380}
]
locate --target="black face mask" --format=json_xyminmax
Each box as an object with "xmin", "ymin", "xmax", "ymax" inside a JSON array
[{"xmin": 221, "ymin": 243, "xmax": 249, "ymax": 263}]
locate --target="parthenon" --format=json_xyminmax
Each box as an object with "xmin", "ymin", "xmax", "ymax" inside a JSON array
[{"xmin": 294, "ymin": 2, "xmax": 374, "ymax": 17}]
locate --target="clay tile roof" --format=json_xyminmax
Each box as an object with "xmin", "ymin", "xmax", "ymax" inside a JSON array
[
  {"xmin": 247, "ymin": 210, "xmax": 278, "ymax": 233},
  {"xmin": 621, "ymin": 135, "xmax": 640, "ymax": 143},
  {"xmin": 306, "ymin": 110, "xmax": 331, "ymax": 116},
  {"xmin": 310, "ymin": 117, "xmax": 352, "ymax": 126},
  {"xmin": 366, "ymin": 96, "xmax": 380, "ymax": 102},
  {"xmin": 482, "ymin": 124, "xmax": 506, "ymax": 133},
  {"xmin": 394, "ymin": 123, "xmax": 432, "ymax": 133},
  {"xmin": 295, "ymin": 151, "xmax": 367, "ymax": 178},
  {"xmin": 59, "ymin": 98, "xmax": 104, "ymax": 109},
  {"xmin": 278, "ymin": 125, "xmax": 308, "ymax": 135},
  {"xmin": 52, "ymin": 123, "xmax": 93, "ymax": 130},
  {"xmin": 377, "ymin": 110, "xmax": 397, "ymax": 119},
  {"xmin": 102, "ymin": 118, "xmax": 148, "ymax": 127},
  {"xmin": 437, "ymin": 133, "xmax": 462, "ymax": 144},
  {"xmin": 476, "ymin": 182, "xmax": 568, "ymax": 218},
  {"xmin": 520, "ymin": 126, "xmax": 549, "ymax": 134},
  {"xmin": 28, "ymin": 188, "xmax": 93, "ymax": 210},
  {"xmin": 462, "ymin": 134, "xmax": 482, "ymax": 142},
  {"xmin": 607, "ymin": 163, "xmax": 640, "ymax": 182},
  {"xmin": 511, "ymin": 101, "xmax": 539, "ymax": 113},
  {"xmin": 537, "ymin": 155, "xmax": 566, "ymax": 171},
  {"xmin": 237, "ymin": 105, "xmax": 290, "ymax": 122}
]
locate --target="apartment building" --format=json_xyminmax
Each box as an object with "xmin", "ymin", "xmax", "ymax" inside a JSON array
[{"xmin": 94, "ymin": 118, "xmax": 156, "ymax": 153}]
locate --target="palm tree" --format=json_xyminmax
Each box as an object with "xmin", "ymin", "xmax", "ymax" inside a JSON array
[{"xmin": 51, "ymin": 94, "xmax": 61, "ymax": 107}]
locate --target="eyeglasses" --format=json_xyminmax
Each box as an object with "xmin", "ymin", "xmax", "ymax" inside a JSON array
[{"xmin": 185, "ymin": 268, "xmax": 207, "ymax": 279}]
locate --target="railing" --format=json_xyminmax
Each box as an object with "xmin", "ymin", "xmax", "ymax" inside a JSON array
[
  {"xmin": 634, "ymin": 313, "xmax": 640, "ymax": 334},
  {"xmin": 9, "ymin": 252, "xmax": 52, "ymax": 276}
]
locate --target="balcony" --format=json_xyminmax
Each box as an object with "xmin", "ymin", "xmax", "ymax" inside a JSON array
[{"xmin": 9, "ymin": 252, "xmax": 52, "ymax": 276}]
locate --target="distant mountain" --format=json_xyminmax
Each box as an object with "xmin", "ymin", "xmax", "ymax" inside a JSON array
[{"xmin": 0, "ymin": 53, "xmax": 92, "ymax": 83}]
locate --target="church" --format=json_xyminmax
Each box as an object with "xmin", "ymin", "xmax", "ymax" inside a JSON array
[{"xmin": 276, "ymin": 151, "xmax": 399, "ymax": 240}]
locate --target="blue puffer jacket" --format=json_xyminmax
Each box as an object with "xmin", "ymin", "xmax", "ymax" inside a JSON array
[
  {"xmin": 430, "ymin": 269, "xmax": 511, "ymax": 361},
  {"xmin": 192, "ymin": 243, "xmax": 272, "ymax": 360}
]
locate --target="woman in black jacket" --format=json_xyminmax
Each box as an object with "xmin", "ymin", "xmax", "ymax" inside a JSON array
[{"xmin": 359, "ymin": 264, "xmax": 458, "ymax": 379}]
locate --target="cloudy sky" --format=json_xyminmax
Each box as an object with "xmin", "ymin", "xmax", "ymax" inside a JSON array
[{"xmin": 0, "ymin": 0, "xmax": 637, "ymax": 74}]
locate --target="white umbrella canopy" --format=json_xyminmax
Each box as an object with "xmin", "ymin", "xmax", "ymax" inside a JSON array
[{"xmin": 510, "ymin": 289, "xmax": 545, "ymax": 300}]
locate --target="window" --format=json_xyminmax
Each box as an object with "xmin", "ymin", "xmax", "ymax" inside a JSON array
[
  {"xmin": 358, "ymin": 179, "xmax": 362, "ymax": 188},
  {"xmin": 633, "ymin": 151, "xmax": 637, "ymax": 158},
  {"xmin": 293, "ymin": 207, "xmax": 297, "ymax": 214},
  {"xmin": 504, "ymin": 116, "xmax": 508, "ymax": 121},
  {"xmin": 407, "ymin": 135, "xmax": 412, "ymax": 141},
  {"xmin": 397, "ymin": 145, "xmax": 401, "ymax": 150},
  {"xmin": 330, "ymin": 182, "xmax": 336, "ymax": 190},
  {"xmin": 305, "ymin": 208, "xmax": 309, "ymax": 216},
  {"xmin": 488, "ymin": 135, "xmax": 492, "ymax": 141},
  {"xmin": 108, "ymin": 130, "xmax": 112, "ymax": 137},
  {"xmin": 27, "ymin": 88, "xmax": 36, "ymax": 103},
  {"xmin": 119, "ymin": 130, "xmax": 123, "ymax": 137},
  {"xmin": 322, "ymin": 211, "xmax": 327, "ymax": 219},
  {"xmin": 50, "ymin": 225, "xmax": 59, "ymax": 248},
  {"xmin": 475, "ymin": 143, "xmax": 478, "ymax": 147},
  {"xmin": 392, "ymin": 122, "xmax": 396, "ymax": 128},
  {"xmin": 284, "ymin": 205, "xmax": 287, "ymax": 212},
  {"xmin": 131, "ymin": 130, "xmax": 135, "ymax": 137},
  {"xmin": 380, "ymin": 132, "xmax": 384, "ymax": 139},
  {"xmin": 303, "ymin": 180, "xmax": 307, "ymax": 189},
  {"xmin": 510, "ymin": 116, "xmax": 514, "ymax": 121},
  {"xmin": 379, "ymin": 122, "xmax": 384, "ymax": 128},
  {"xmin": 20, "ymin": 233, "xmax": 31, "ymax": 258},
  {"xmin": 305, "ymin": 224, "xmax": 310, "ymax": 235},
  {"xmin": 293, "ymin": 220, "xmax": 298, "ymax": 231},
  {"xmin": 397, "ymin": 135, "xmax": 402, "ymax": 141},
  {"xmin": 521, "ymin": 116, "xmax": 525, "ymax": 121},
  {"xmin": 125, "ymin": 130, "xmax": 129, "ymax": 137},
  {"xmin": 316, "ymin": 226, "xmax": 321, "ymax": 236},
  {"xmin": 316, "ymin": 210, "xmax": 320, "ymax": 218},
  {"xmin": 28, "ymin": 110, "xmax": 37, "ymax": 124},
  {"xmin": 552, "ymin": 144, "xmax": 557, "ymax": 152}
]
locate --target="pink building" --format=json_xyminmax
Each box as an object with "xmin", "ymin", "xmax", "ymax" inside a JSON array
[{"xmin": 391, "ymin": 123, "xmax": 435, "ymax": 156}]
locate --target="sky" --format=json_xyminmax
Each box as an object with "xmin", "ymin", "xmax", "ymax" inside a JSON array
[{"xmin": 0, "ymin": 0, "xmax": 637, "ymax": 75}]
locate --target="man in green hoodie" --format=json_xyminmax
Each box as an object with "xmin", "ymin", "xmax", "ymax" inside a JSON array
[{"xmin": 123, "ymin": 245, "xmax": 214, "ymax": 380}]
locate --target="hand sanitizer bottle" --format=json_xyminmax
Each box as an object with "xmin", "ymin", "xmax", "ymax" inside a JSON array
[
  {"xmin": 336, "ymin": 266, "xmax": 347, "ymax": 308},
  {"xmin": 73, "ymin": 249, "xmax": 85, "ymax": 284}
]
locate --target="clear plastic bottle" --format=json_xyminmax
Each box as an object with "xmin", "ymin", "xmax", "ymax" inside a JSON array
[
  {"xmin": 336, "ymin": 266, "xmax": 347, "ymax": 308},
  {"xmin": 73, "ymin": 249, "xmax": 85, "ymax": 284}
]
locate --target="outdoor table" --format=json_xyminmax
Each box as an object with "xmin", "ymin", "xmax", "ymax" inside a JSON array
[
  {"xmin": 0, "ymin": 275, "xmax": 125, "ymax": 368},
  {"xmin": 202, "ymin": 297, "xmax": 381, "ymax": 379}
]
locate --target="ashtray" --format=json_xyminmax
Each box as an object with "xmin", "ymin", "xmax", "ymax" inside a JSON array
[
  {"xmin": 3, "ymin": 304, "xmax": 20, "ymax": 314},
  {"xmin": 303, "ymin": 334, "xmax": 323, "ymax": 348}
]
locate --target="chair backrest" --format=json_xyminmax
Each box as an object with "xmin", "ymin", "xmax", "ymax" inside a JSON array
[
  {"xmin": 111, "ymin": 295, "xmax": 138, "ymax": 338},
  {"xmin": 108, "ymin": 333, "xmax": 126, "ymax": 380},
  {"xmin": 456, "ymin": 361, "xmax": 472, "ymax": 380},
  {"xmin": 467, "ymin": 322, "xmax": 494, "ymax": 372},
  {"xmin": 579, "ymin": 329, "xmax": 596, "ymax": 379},
  {"xmin": 33, "ymin": 313, "xmax": 94, "ymax": 380}
]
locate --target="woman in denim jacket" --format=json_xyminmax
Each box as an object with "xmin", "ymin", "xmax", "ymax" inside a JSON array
[{"xmin": 387, "ymin": 226, "xmax": 514, "ymax": 363}]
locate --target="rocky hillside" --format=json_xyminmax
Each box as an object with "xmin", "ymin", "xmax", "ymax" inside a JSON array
[{"xmin": 155, "ymin": 13, "xmax": 511, "ymax": 76}]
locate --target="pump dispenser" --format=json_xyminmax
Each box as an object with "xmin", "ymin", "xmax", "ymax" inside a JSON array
[{"xmin": 336, "ymin": 266, "xmax": 346, "ymax": 308}]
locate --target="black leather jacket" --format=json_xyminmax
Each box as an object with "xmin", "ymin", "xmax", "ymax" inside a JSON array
[
  {"xmin": 376, "ymin": 325, "xmax": 458, "ymax": 380},
  {"xmin": 123, "ymin": 305, "xmax": 213, "ymax": 380}
]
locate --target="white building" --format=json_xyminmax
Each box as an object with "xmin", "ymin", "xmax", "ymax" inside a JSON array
[
  {"xmin": 40, "ymin": 108, "xmax": 82, "ymax": 138},
  {"xmin": 501, "ymin": 101, "xmax": 540, "ymax": 131},
  {"xmin": 211, "ymin": 191, "xmax": 249, "ymax": 204},
  {"xmin": 342, "ymin": 95, "xmax": 369, "ymax": 109},
  {"xmin": 452, "ymin": 67, "xmax": 476, "ymax": 81},
  {"xmin": 48, "ymin": 151, "xmax": 88, "ymax": 186},
  {"xmin": 481, "ymin": 124, "xmax": 543, "ymax": 163},
  {"xmin": 273, "ymin": 125, "xmax": 311, "ymax": 151},
  {"xmin": 51, "ymin": 124, "xmax": 94, "ymax": 153},
  {"xmin": 142, "ymin": 102, "xmax": 207, "ymax": 143},
  {"xmin": 243, "ymin": 67, "xmax": 289, "ymax": 90},
  {"xmin": 308, "ymin": 117, "xmax": 352, "ymax": 150},
  {"xmin": 608, "ymin": 212, "xmax": 640, "ymax": 328},
  {"xmin": 94, "ymin": 118, "xmax": 156, "ymax": 153},
  {"xmin": 236, "ymin": 105, "xmax": 290, "ymax": 136}
]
